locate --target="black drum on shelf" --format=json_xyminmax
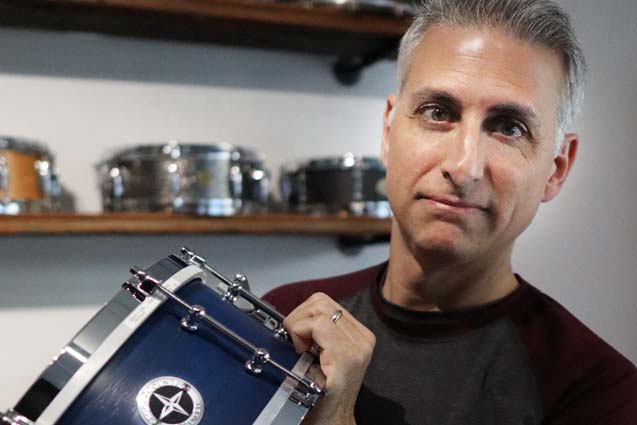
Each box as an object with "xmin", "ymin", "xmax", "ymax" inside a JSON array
[
  {"xmin": 280, "ymin": 154, "xmax": 391, "ymax": 218},
  {"xmin": 97, "ymin": 142, "xmax": 271, "ymax": 216}
]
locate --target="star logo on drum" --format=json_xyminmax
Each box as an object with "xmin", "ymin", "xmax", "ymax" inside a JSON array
[{"xmin": 137, "ymin": 376, "xmax": 204, "ymax": 425}]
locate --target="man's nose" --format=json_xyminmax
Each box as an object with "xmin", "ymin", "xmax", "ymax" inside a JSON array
[{"xmin": 440, "ymin": 122, "xmax": 486, "ymax": 188}]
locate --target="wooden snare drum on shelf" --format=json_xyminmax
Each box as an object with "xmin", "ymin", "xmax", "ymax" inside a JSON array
[{"xmin": 0, "ymin": 136, "xmax": 62, "ymax": 214}]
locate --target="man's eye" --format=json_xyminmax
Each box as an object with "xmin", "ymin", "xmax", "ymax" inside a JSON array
[
  {"xmin": 416, "ymin": 103, "xmax": 458, "ymax": 126},
  {"xmin": 420, "ymin": 106, "xmax": 453, "ymax": 123},
  {"xmin": 431, "ymin": 108, "xmax": 449, "ymax": 122},
  {"xmin": 495, "ymin": 120, "xmax": 527, "ymax": 139}
]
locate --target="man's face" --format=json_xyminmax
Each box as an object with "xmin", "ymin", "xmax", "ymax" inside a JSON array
[{"xmin": 382, "ymin": 25, "xmax": 576, "ymax": 263}]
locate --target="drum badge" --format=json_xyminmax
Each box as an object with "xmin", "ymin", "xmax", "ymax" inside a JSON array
[{"xmin": 137, "ymin": 376, "xmax": 204, "ymax": 425}]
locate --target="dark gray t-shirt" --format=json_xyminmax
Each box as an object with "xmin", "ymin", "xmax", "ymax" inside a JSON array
[{"xmin": 264, "ymin": 262, "xmax": 637, "ymax": 425}]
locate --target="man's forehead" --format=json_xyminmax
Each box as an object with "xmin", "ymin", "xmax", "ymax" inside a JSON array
[{"xmin": 400, "ymin": 25, "xmax": 563, "ymax": 118}]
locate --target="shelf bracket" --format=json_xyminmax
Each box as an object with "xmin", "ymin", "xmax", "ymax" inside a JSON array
[{"xmin": 332, "ymin": 41, "xmax": 399, "ymax": 86}]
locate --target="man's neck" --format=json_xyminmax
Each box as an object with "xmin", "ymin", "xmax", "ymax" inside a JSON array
[{"xmin": 383, "ymin": 222, "xmax": 519, "ymax": 312}]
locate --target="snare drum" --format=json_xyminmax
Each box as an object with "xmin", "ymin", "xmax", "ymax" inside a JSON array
[
  {"xmin": 97, "ymin": 142, "xmax": 270, "ymax": 216},
  {"xmin": 2, "ymin": 248, "xmax": 322, "ymax": 425},
  {"xmin": 0, "ymin": 136, "xmax": 62, "ymax": 214},
  {"xmin": 280, "ymin": 154, "xmax": 391, "ymax": 218}
]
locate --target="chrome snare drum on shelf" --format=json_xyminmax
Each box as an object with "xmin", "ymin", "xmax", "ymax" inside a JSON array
[
  {"xmin": 281, "ymin": 154, "xmax": 391, "ymax": 218},
  {"xmin": 0, "ymin": 136, "xmax": 62, "ymax": 214},
  {"xmin": 2, "ymin": 247, "xmax": 323, "ymax": 425},
  {"xmin": 97, "ymin": 142, "xmax": 270, "ymax": 216}
]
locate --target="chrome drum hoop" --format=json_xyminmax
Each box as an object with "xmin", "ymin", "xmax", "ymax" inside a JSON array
[
  {"xmin": 0, "ymin": 136, "xmax": 52, "ymax": 158},
  {"xmin": 1, "ymin": 409, "xmax": 34, "ymax": 425}
]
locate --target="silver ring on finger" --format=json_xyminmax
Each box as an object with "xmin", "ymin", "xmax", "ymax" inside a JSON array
[{"xmin": 331, "ymin": 309, "xmax": 343, "ymax": 324}]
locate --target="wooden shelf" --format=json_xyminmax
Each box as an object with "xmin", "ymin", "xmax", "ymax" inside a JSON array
[
  {"xmin": 0, "ymin": 0, "xmax": 412, "ymax": 58},
  {"xmin": 0, "ymin": 213, "xmax": 392, "ymax": 236}
]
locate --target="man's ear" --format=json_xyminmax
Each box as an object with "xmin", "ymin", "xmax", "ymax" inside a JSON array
[
  {"xmin": 542, "ymin": 133, "xmax": 578, "ymax": 202},
  {"xmin": 381, "ymin": 95, "xmax": 397, "ymax": 168}
]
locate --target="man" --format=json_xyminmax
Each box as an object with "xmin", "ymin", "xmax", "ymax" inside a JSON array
[{"xmin": 264, "ymin": 0, "xmax": 637, "ymax": 424}]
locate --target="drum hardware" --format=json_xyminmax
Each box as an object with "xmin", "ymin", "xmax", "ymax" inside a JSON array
[
  {"xmin": 180, "ymin": 247, "xmax": 320, "ymax": 358},
  {"xmin": 127, "ymin": 265, "xmax": 324, "ymax": 408},
  {"xmin": 0, "ymin": 154, "xmax": 9, "ymax": 206},
  {"xmin": 167, "ymin": 160, "xmax": 183, "ymax": 209},
  {"xmin": 1, "ymin": 409, "xmax": 32, "ymax": 425},
  {"xmin": 108, "ymin": 166, "xmax": 125, "ymax": 198},
  {"xmin": 181, "ymin": 304, "xmax": 206, "ymax": 332},
  {"xmin": 230, "ymin": 164, "xmax": 243, "ymax": 201},
  {"xmin": 180, "ymin": 247, "xmax": 288, "ymax": 339}
]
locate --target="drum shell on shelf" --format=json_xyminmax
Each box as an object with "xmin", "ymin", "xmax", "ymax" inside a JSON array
[
  {"xmin": 280, "ymin": 155, "xmax": 391, "ymax": 218},
  {"xmin": 97, "ymin": 143, "xmax": 270, "ymax": 216},
  {"xmin": 0, "ymin": 136, "xmax": 63, "ymax": 214}
]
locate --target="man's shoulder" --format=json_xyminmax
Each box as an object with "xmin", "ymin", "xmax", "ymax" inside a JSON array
[
  {"xmin": 262, "ymin": 262, "xmax": 386, "ymax": 316},
  {"xmin": 511, "ymin": 278, "xmax": 637, "ymax": 422}
]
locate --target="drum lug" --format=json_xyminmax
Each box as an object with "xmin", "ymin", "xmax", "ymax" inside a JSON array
[
  {"xmin": 167, "ymin": 161, "xmax": 182, "ymax": 207},
  {"xmin": 122, "ymin": 266, "xmax": 165, "ymax": 302},
  {"xmin": 234, "ymin": 273, "xmax": 250, "ymax": 291},
  {"xmin": 289, "ymin": 387, "xmax": 323, "ymax": 409},
  {"xmin": 229, "ymin": 164, "xmax": 243, "ymax": 199},
  {"xmin": 122, "ymin": 274, "xmax": 152, "ymax": 302},
  {"xmin": 249, "ymin": 309, "xmax": 290, "ymax": 339},
  {"xmin": 0, "ymin": 154, "xmax": 9, "ymax": 205},
  {"xmin": 222, "ymin": 274, "xmax": 249, "ymax": 302},
  {"xmin": 34, "ymin": 159, "xmax": 52, "ymax": 201},
  {"xmin": 245, "ymin": 348, "xmax": 270, "ymax": 375},
  {"xmin": 109, "ymin": 167, "xmax": 125, "ymax": 198},
  {"xmin": 1, "ymin": 410, "xmax": 34, "ymax": 425},
  {"xmin": 180, "ymin": 247, "xmax": 290, "ymax": 340},
  {"xmin": 181, "ymin": 305, "xmax": 206, "ymax": 332}
]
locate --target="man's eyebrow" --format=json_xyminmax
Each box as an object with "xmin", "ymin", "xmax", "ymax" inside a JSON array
[
  {"xmin": 487, "ymin": 103, "xmax": 541, "ymax": 132},
  {"xmin": 409, "ymin": 88, "xmax": 462, "ymax": 110}
]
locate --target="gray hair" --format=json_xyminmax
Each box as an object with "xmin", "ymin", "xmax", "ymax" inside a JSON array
[{"xmin": 396, "ymin": 0, "xmax": 587, "ymax": 153}]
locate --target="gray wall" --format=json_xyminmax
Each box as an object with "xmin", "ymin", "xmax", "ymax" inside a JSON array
[{"xmin": 1, "ymin": 0, "xmax": 636, "ymax": 410}]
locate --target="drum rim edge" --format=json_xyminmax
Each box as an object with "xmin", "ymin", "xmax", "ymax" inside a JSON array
[
  {"xmin": 96, "ymin": 142, "xmax": 264, "ymax": 166},
  {"xmin": 11, "ymin": 264, "xmax": 205, "ymax": 424},
  {"xmin": 0, "ymin": 136, "xmax": 53, "ymax": 157},
  {"xmin": 281, "ymin": 154, "xmax": 385, "ymax": 172}
]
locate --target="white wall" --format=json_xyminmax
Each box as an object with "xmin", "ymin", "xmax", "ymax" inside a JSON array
[{"xmin": 1, "ymin": 0, "xmax": 636, "ymax": 411}]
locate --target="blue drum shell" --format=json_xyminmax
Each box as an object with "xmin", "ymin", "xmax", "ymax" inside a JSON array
[{"xmin": 57, "ymin": 277, "xmax": 301, "ymax": 425}]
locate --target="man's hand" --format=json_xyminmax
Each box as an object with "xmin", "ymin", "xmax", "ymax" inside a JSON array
[{"xmin": 283, "ymin": 292, "xmax": 376, "ymax": 425}]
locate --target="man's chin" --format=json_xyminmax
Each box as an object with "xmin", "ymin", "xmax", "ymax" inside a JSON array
[{"xmin": 407, "ymin": 234, "xmax": 477, "ymax": 265}]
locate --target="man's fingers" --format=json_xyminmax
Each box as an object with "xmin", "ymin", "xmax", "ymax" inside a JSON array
[{"xmin": 286, "ymin": 316, "xmax": 351, "ymax": 353}]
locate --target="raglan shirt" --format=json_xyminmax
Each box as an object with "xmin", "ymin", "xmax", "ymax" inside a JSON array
[{"xmin": 263, "ymin": 262, "xmax": 637, "ymax": 425}]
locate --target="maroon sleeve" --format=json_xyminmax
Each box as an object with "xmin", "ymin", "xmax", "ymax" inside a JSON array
[
  {"xmin": 510, "ymin": 285, "xmax": 637, "ymax": 424},
  {"xmin": 262, "ymin": 262, "xmax": 385, "ymax": 316}
]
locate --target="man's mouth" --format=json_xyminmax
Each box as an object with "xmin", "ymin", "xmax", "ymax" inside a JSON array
[{"xmin": 416, "ymin": 194, "xmax": 487, "ymax": 211}]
